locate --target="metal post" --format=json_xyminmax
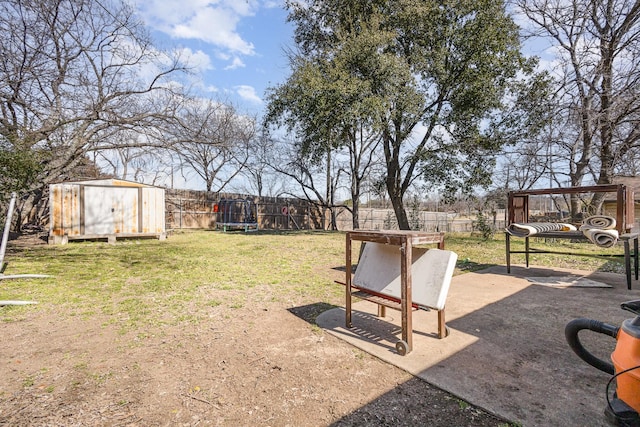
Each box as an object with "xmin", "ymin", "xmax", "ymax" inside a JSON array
[
  {"xmin": 0, "ymin": 191, "xmax": 49, "ymax": 282},
  {"xmin": 0, "ymin": 192, "xmax": 17, "ymax": 272}
]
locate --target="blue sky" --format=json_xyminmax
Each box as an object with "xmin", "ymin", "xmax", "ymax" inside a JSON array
[
  {"xmin": 132, "ymin": 0, "xmax": 556, "ymax": 193},
  {"xmin": 135, "ymin": 1, "xmax": 555, "ymax": 119},
  {"xmin": 136, "ymin": 0, "xmax": 295, "ymax": 116}
]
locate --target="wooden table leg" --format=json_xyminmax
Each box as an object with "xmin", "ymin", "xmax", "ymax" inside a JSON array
[
  {"xmin": 400, "ymin": 239, "xmax": 413, "ymax": 353},
  {"xmin": 634, "ymin": 235, "xmax": 639, "ymax": 281},
  {"xmin": 437, "ymin": 309, "xmax": 446, "ymax": 339},
  {"xmin": 345, "ymin": 233, "xmax": 353, "ymax": 328},
  {"xmin": 505, "ymin": 232, "xmax": 511, "ymax": 273},
  {"xmin": 624, "ymin": 237, "xmax": 632, "ymax": 290}
]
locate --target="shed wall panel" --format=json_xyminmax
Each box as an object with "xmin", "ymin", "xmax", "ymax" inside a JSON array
[
  {"xmin": 65, "ymin": 184, "xmax": 81, "ymax": 236},
  {"xmin": 84, "ymin": 186, "xmax": 139, "ymax": 235},
  {"xmin": 49, "ymin": 184, "xmax": 81, "ymax": 237},
  {"xmin": 49, "ymin": 181, "xmax": 165, "ymax": 242},
  {"xmin": 142, "ymin": 187, "xmax": 165, "ymax": 233}
]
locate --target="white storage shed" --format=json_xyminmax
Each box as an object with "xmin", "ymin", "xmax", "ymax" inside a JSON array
[{"xmin": 49, "ymin": 179, "xmax": 166, "ymax": 244}]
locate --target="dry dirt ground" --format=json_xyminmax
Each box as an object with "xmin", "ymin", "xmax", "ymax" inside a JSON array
[{"xmin": 0, "ymin": 236, "xmax": 511, "ymax": 426}]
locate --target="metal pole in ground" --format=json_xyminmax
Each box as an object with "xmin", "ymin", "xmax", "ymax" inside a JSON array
[
  {"xmin": 0, "ymin": 191, "xmax": 49, "ymax": 285},
  {"xmin": 0, "ymin": 192, "xmax": 17, "ymax": 273}
]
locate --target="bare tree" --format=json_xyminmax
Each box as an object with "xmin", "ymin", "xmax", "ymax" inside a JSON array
[
  {"xmin": 267, "ymin": 137, "xmax": 345, "ymax": 230},
  {"xmin": 517, "ymin": 0, "xmax": 640, "ymax": 213},
  {"xmin": 165, "ymin": 97, "xmax": 255, "ymax": 192},
  {"xmin": 0, "ymin": 0, "xmax": 186, "ymax": 224},
  {"xmin": 237, "ymin": 130, "xmax": 285, "ymax": 197},
  {"xmin": 340, "ymin": 123, "xmax": 381, "ymax": 229},
  {"xmin": 96, "ymin": 144, "xmax": 173, "ymax": 186},
  {"xmin": 497, "ymin": 136, "xmax": 555, "ymax": 191}
]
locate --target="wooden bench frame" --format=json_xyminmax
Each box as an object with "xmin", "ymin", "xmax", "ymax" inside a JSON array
[
  {"xmin": 505, "ymin": 184, "xmax": 639, "ymax": 289},
  {"xmin": 344, "ymin": 230, "xmax": 446, "ymax": 356}
]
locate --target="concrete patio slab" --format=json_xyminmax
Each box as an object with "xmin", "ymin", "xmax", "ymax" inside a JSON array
[{"xmin": 317, "ymin": 264, "xmax": 640, "ymax": 426}]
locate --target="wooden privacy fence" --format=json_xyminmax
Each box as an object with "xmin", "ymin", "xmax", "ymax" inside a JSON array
[
  {"xmin": 165, "ymin": 189, "xmax": 508, "ymax": 232},
  {"xmin": 165, "ymin": 189, "xmax": 325, "ymax": 231}
]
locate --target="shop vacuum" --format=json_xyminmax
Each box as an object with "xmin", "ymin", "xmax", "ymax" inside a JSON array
[{"xmin": 565, "ymin": 300, "xmax": 640, "ymax": 426}]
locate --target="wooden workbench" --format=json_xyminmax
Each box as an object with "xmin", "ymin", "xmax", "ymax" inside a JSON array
[{"xmin": 345, "ymin": 230, "xmax": 446, "ymax": 355}]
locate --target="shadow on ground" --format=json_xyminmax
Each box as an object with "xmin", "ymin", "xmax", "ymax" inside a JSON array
[{"xmin": 287, "ymin": 302, "xmax": 340, "ymax": 324}]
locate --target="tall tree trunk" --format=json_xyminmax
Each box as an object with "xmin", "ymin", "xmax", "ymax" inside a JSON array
[
  {"xmin": 389, "ymin": 191, "xmax": 409, "ymax": 230},
  {"xmin": 386, "ymin": 159, "xmax": 409, "ymax": 230},
  {"xmin": 350, "ymin": 147, "xmax": 360, "ymax": 230},
  {"xmin": 384, "ymin": 158, "xmax": 409, "ymax": 229},
  {"xmin": 351, "ymin": 194, "xmax": 360, "ymax": 230},
  {"xmin": 326, "ymin": 149, "xmax": 334, "ymax": 230},
  {"xmin": 382, "ymin": 133, "xmax": 410, "ymax": 230}
]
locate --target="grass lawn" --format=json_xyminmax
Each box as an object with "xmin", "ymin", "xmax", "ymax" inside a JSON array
[
  {"xmin": 0, "ymin": 229, "xmax": 627, "ymax": 426},
  {"xmin": 0, "ymin": 229, "xmax": 627, "ymax": 326}
]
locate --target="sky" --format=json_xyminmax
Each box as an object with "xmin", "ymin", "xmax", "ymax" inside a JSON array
[
  {"xmin": 130, "ymin": 0, "xmax": 557, "ymax": 192},
  {"xmin": 136, "ymin": 0, "xmax": 295, "ymax": 116},
  {"xmin": 134, "ymin": 0, "xmax": 557, "ymax": 115}
]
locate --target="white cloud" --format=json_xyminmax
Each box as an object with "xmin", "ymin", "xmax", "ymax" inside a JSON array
[
  {"xmin": 263, "ymin": 1, "xmax": 282, "ymax": 8},
  {"xmin": 139, "ymin": 0, "xmax": 258, "ymax": 55},
  {"xmin": 173, "ymin": 8, "xmax": 255, "ymax": 55},
  {"xmin": 224, "ymin": 57, "xmax": 246, "ymax": 70},
  {"xmin": 136, "ymin": 0, "xmax": 289, "ymax": 111},
  {"xmin": 235, "ymin": 85, "xmax": 263, "ymax": 104},
  {"xmin": 176, "ymin": 47, "xmax": 213, "ymax": 73}
]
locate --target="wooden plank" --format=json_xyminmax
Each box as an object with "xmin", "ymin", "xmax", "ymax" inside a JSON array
[
  {"xmin": 336, "ymin": 281, "xmax": 430, "ymax": 310},
  {"xmin": 509, "ymin": 184, "xmax": 621, "ymax": 196},
  {"xmin": 347, "ymin": 230, "xmax": 444, "ymax": 247},
  {"xmin": 346, "ymin": 232, "xmax": 353, "ymax": 328},
  {"xmin": 627, "ymin": 187, "xmax": 636, "ymax": 225},
  {"xmin": 352, "ymin": 291, "xmax": 404, "ymax": 311},
  {"xmin": 401, "ymin": 239, "xmax": 412, "ymax": 349}
]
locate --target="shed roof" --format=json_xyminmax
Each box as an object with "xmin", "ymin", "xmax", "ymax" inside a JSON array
[{"xmin": 51, "ymin": 178, "xmax": 159, "ymax": 188}]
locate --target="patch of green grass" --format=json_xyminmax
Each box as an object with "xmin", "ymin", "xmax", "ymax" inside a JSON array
[
  {"xmin": 0, "ymin": 230, "xmax": 624, "ymax": 335},
  {"xmin": 445, "ymin": 233, "xmax": 626, "ymax": 274},
  {"xmin": 457, "ymin": 398, "xmax": 469, "ymax": 410},
  {"xmin": 92, "ymin": 371, "xmax": 113, "ymax": 385},
  {"xmin": 22, "ymin": 376, "xmax": 35, "ymax": 387}
]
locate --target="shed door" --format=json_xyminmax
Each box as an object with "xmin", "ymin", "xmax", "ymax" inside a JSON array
[{"xmin": 84, "ymin": 186, "xmax": 138, "ymax": 235}]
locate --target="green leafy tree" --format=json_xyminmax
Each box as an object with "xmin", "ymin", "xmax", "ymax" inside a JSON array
[
  {"xmin": 264, "ymin": 39, "xmax": 381, "ymax": 229},
  {"xmin": 472, "ymin": 210, "xmax": 495, "ymax": 241},
  {"xmin": 270, "ymin": 0, "xmax": 535, "ymax": 229},
  {"xmin": 0, "ymin": 148, "xmax": 42, "ymax": 197}
]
